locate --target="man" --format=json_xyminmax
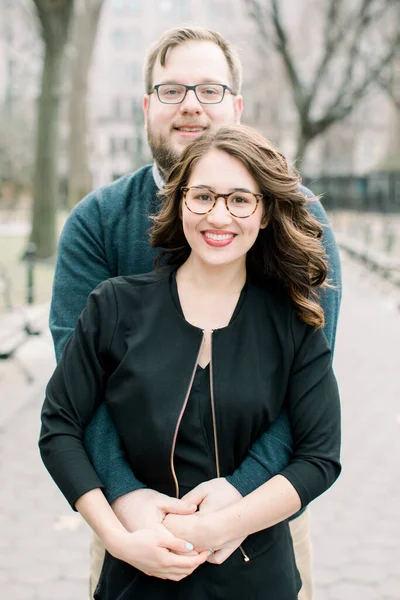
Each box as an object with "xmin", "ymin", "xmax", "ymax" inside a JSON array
[{"xmin": 50, "ymin": 27, "xmax": 341, "ymax": 599}]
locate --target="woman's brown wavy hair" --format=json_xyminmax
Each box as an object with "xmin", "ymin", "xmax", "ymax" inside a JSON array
[{"xmin": 151, "ymin": 124, "xmax": 328, "ymax": 329}]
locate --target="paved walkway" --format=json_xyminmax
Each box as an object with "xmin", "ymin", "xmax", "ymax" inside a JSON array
[
  {"xmin": 0, "ymin": 252, "xmax": 399, "ymax": 599},
  {"xmin": 311, "ymin": 254, "xmax": 400, "ymax": 599}
]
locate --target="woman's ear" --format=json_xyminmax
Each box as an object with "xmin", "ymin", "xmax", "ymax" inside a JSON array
[{"xmin": 260, "ymin": 214, "xmax": 269, "ymax": 230}]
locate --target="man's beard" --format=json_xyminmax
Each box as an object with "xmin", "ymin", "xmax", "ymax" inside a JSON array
[{"xmin": 146, "ymin": 126, "xmax": 181, "ymax": 178}]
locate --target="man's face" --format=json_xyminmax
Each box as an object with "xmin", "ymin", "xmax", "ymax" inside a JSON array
[{"xmin": 143, "ymin": 41, "xmax": 243, "ymax": 176}]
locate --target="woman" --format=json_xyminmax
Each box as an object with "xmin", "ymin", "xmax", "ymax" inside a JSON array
[{"xmin": 40, "ymin": 124, "xmax": 341, "ymax": 600}]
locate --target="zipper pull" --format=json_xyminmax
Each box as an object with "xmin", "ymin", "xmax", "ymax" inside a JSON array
[{"xmin": 239, "ymin": 545, "xmax": 250, "ymax": 562}]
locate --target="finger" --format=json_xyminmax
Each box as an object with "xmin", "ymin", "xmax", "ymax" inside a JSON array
[
  {"xmin": 181, "ymin": 485, "xmax": 208, "ymax": 507},
  {"xmin": 159, "ymin": 533, "xmax": 196, "ymax": 555},
  {"xmin": 207, "ymin": 547, "xmax": 235, "ymax": 565},
  {"xmin": 162, "ymin": 549, "xmax": 209, "ymax": 570},
  {"xmin": 161, "ymin": 497, "xmax": 197, "ymax": 515}
]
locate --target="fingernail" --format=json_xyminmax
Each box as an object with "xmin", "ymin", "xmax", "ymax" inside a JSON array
[
  {"xmin": 185, "ymin": 542, "xmax": 194, "ymax": 551},
  {"xmin": 190, "ymin": 504, "xmax": 197, "ymax": 510},
  {"xmin": 207, "ymin": 550, "xmax": 213, "ymax": 556}
]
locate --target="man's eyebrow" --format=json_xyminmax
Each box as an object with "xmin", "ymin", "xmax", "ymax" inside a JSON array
[{"xmin": 155, "ymin": 79, "xmax": 225, "ymax": 85}]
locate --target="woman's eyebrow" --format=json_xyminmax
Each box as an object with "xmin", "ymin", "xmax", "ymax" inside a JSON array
[{"xmin": 192, "ymin": 185, "xmax": 254, "ymax": 194}]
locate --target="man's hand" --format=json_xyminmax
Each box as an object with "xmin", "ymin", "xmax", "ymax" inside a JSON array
[
  {"xmin": 181, "ymin": 478, "xmax": 246, "ymax": 564},
  {"xmin": 111, "ymin": 489, "xmax": 197, "ymax": 533}
]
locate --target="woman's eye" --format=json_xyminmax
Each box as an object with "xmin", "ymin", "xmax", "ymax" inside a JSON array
[
  {"xmin": 198, "ymin": 194, "xmax": 212, "ymax": 201},
  {"xmin": 232, "ymin": 196, "xmax": 248, "ymax": 204}
]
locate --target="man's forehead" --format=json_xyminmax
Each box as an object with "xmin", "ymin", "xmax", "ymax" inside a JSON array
[{"xmin": 152, "ymin": 41, "xmax": 231, "ymax": 85}]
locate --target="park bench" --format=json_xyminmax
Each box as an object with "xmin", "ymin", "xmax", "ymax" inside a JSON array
[{"xmin": 0, "ymin": 262, "xmax": 50, "ymax": 383}]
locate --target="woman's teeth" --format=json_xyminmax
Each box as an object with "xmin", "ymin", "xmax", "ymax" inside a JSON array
[{"xmin": 204, "ymin": 232, "xmax": 234, "ymax": 241}]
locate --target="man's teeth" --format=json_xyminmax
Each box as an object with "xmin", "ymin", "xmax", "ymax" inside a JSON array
[
  {"xmin": 204, "ymin": 232, "xmax": 234, "ymax": 241},
  {"xmin": 178, "ymin": 127, "xmax": 203, "ymax": 132}
]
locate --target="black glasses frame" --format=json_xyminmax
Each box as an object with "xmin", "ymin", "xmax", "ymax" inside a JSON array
[
  {"xmin": 152, "ymin": 83, "xmax": 234, "ymax": 105},
  {"xmin": 181, "ymin": 187, "xmax": 263, "ymax": 218}
]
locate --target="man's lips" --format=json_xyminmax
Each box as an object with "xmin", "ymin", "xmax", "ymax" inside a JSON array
[
  {"xmin": 201, "ymin": 230, "xmax": 237, "ymax": 247},
  {"xmin": 174, "ymin": 126, "xmax": 207, "ymax": 137}
]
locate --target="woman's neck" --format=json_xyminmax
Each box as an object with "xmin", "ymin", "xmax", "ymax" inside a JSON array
[{"xmin": 177, "ymin": 254, "xmax": 246, "ymax": 296}]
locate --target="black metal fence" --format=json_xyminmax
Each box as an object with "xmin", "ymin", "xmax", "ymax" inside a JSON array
[{"xmin": 303, "ymin": 171, "xmax": 400, "ymax": 213}]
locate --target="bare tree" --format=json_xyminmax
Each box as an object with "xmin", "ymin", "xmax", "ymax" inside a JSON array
[
  {"xmin": 0, "ymin": 0, "xmax": 40, "ymax": 203},
  {"xmin": 30, "ymin": 0, "xmax": 74, "ymax": 259},
  {"xmin": 377, "ymin": 54, "xmax": 400, "ymax": 169},
  {"xmin": 244, "ymin": 0, "xmax": 400, "ymax": 165},
  {"xmin": 67, "ymin": 0, "xmax": 104, "ymax": 210}
]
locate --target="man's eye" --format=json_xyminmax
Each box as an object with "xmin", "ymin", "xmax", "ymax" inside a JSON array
[{"xmin": 165, "ymin": 88, "xmax": 179, "ymax": 95}]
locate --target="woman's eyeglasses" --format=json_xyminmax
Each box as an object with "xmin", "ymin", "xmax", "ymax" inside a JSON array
[{"xmin": 181, "ymin": 186, "xmax": 263, "ymax": 218}]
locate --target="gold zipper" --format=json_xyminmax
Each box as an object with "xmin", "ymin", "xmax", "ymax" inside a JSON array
[
  {"xmin": 209, "ymin": 331, "xmax": 220, "ymax": 478},
  {"xmin": 170, "ymin": 332, "xmax": 205, "ymax": 499},
  {"xmin": 209, "ymin": 331, "xmax": 250, "ymax": 563}
]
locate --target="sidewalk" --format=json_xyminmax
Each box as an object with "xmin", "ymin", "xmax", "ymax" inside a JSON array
[
  {"xmin": 0, "ymin": 252, "xmax": 399, "ymax": 599},
  {"xmin": 311, "ymin": 253, "xmax": 400, "ymax": 599}
]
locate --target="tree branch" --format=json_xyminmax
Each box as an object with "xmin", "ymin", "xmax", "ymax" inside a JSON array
[
  {"xmin": 313, "ymin": 30, "xmax": 400, "ymax": 136},
  {"xmin": 269, "ymin": 0, "xmax": 307, "ymax": 116}
]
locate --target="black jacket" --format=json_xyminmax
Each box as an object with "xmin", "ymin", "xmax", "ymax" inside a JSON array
[{"xmin": 39, "ymin": 266, "xmax": 341, "ymax": 596}]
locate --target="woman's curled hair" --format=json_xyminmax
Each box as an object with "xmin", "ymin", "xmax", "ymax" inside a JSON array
[{"xmin": 151, "ymin": 124, "xmax": 329, "ymax": 329}]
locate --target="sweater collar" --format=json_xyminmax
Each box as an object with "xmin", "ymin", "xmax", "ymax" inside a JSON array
[{"xmin": 152, "ymin": 163, "xmax": 165, "ymax": 190}]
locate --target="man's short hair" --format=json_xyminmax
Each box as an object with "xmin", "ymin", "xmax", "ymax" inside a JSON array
[{"xmin": 144, "ymin": 27, "xmax": 243, "ymax": 96}]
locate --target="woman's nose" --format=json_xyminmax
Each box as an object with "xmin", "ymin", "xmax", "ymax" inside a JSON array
[{"xmin": 206, "ymin": 197, "xmax": 233, "ymax": 225}]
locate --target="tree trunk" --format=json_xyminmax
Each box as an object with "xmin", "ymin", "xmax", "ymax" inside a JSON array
[
  {"xmin": 30, "ymin": 44, "xmax": 64, "ymax": 259},
  {"xmin": 67, "ymin": 0, "xmax": 104, "ymax": 210},
  {"xmin": 295, "ymin": 128, "xmax": 311, "ymax": 170}
]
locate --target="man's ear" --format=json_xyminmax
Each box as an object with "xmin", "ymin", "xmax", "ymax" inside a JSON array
[
  {"xmin": 234, "ymin": 95, "xmax": 243, "ymax": 124},
  {"xmin": 143, "ymin": 95, "xmax": 149, "ymax": 130}
]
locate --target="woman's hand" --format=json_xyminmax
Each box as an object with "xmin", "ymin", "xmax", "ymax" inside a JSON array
[
  {"xmin": 182, "ymin": 478, "xmax": 246, "ymax": 564},
  {"xmin": 106, "ymin": 525, "xmax": 209, "ymax": 581},
  {"xmin": 163, "ymin": 511, "xmax": 214, "ymax": 552}
]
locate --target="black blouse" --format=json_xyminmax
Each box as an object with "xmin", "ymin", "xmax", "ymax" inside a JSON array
[{"xmin": 174, "ymin": 364, "xmax": 216, "ymax": 496}]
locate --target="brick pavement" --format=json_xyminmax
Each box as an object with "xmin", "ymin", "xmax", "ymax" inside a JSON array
[{"xmin": 0, "ymin": 252, "xmax": 399, "ymax": 599}]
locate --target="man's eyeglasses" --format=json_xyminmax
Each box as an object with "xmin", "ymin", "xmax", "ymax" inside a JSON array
[
  {"xmin": 152, "ymin": 83, "xmax": 234, "ymax": 105},
  {"xmin": 181, "ymin": 186, "xmax": 263, "ymax": 218}
]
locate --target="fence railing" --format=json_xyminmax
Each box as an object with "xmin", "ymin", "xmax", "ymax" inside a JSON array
[
  {"xmin": 304, "ymin": 172, "xmax": 400, "ymax": 289},
  {"xmin": 303, "ymin": 171, "xmax": 400, "ymax": 213}
]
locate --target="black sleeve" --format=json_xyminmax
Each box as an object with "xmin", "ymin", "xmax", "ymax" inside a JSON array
[
  {"xmin": 279, "ymin": 313, "xmax": 341, "ymax": 507},
  {"xmin": 39, "ymin": 279, "xmax": 117, "ymax": 510}
]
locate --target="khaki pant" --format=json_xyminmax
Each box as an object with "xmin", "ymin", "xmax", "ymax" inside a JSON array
[
  {"xmin": 89, "ymin": 508, "xmax": 313, "ymax": 599},
  {"xmin": 289, "ymin": 508, "xmax": 314, "ymax": 600}
]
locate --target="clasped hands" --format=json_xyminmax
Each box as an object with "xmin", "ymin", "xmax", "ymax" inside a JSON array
[{"xmin": 109, "ymin": 478, "xmax": 245, "ymax": 581}]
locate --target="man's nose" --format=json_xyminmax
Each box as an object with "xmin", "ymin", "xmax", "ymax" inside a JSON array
[
  {"xmin": 207, "ymin": 198, "xmax": 233, "ymax": 225},
  {"xmin": 179, "ymin": 89, "xmax": 203, "ymax": 113}
]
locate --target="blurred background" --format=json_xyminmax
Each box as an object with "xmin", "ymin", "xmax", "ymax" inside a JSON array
[{"xmin": 0, "ymin": 1, "xmax": 399, "ymax": 599}]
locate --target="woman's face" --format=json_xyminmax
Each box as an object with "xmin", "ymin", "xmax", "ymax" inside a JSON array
[{"xmin": 181, "ymin": 149, "xmax": 266, "ymax": 269}]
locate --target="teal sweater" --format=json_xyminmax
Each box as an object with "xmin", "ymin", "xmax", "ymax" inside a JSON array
[{"xmin": 50, "ymin": 164, "xmax": 341, "ymax": 504}]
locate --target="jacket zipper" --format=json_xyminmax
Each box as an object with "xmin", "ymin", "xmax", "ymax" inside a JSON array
[
  {"xmin": 170, "ymin": 332, "xmax": 205, "ymax": 499},
  {"xmin": 209, "ymin": 331, "xmax": 250, "ymax": 563}
]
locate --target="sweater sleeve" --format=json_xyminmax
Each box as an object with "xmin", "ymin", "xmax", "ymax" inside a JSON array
[
  {"xmin": 227, "ymin": 192, "xmax": 342, "ymax": 497},
  {"xmin": 40, "ymin": 280, "xmax": 118, "ymax": 509},
  {"xmin": 279, "ymin": 317, "xmax": 341, "ymax": 507},
  {"xmin": 49, "ymin": 197, "xmax": 147, "ymax": 502}
]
